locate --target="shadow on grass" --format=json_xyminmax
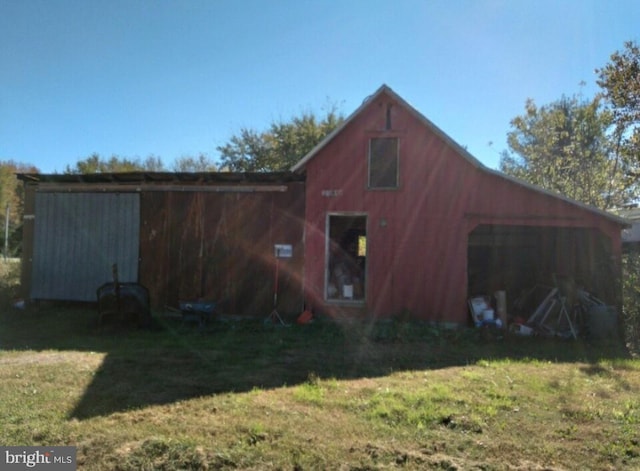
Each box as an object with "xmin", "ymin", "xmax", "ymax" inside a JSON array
[{"xmin": 0, "ymin": 304, "xmax": 631, "ymax": 420}]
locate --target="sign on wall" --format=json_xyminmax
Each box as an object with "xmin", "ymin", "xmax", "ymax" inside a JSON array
[{"xmin": 274, "ymin": 244, "xmax": 293, "ymax": 258}]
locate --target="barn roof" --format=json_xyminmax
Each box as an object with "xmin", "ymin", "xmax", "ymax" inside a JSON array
[
  {"xmin": 291, "ymin": 84, "xmax": 629, "ymax": 227},
  {"xmin": 16, "ymin": 171, "xmax": 304, "ymax": 184}
]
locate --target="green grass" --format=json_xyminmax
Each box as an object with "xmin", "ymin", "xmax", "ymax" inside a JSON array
[
  {"xmin": 1, "ymin": 260, "xmax": 639, "ymax": 469},
  {"xmin": 1, "ymin": 303, "xmax": 639, "ymax": 470}
]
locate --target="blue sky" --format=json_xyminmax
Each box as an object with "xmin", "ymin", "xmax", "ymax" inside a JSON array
[{"xmin": 1, "ymin": 0, "xmax": 639, "ymax": 173}]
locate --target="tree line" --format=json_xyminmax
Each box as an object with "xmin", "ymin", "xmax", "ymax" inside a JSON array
[
  {"xmin": 0, "ymin": 104, "xmax": 344, "ymax": 256},
  {"xmin": 59, "ymin": 103, "xmax": 344, "ymax": 174}
]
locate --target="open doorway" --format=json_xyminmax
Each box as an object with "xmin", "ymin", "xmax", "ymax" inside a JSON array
[
  {"xmin": 467, "ymin": 224, "xmax": 617, "ymax": 306},
  {"xmin": 326, "ymin": 214, "xmax": 367, "ymax": 302}
]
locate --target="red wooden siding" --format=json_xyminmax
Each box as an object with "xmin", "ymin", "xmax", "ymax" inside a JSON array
[{"xmin": 300, "ymin": 88, "xmax": 624, "ymax": 324}]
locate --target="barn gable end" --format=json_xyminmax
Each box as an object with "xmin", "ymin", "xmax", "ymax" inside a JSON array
[{"xmin": 293, "ymin": 85, "xmax": 627, "ymax": 324}]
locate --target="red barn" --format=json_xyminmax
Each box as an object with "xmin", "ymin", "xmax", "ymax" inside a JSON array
[
  {"xmin": 292, "ymin": 85, "xmax": 626, "ymax": 325},
  {"xmin": 18, "ymin": 85, "xmax": 627, "ymax": 327}
]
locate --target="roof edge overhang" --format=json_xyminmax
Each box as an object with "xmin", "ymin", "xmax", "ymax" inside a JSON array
[
  {"xmin": 483, "ymin": 168, "xmax": 630, "ymax": 228},
  {"xmin": 16, "ymin": 171, "xmax": 305, "ymax": 185}
]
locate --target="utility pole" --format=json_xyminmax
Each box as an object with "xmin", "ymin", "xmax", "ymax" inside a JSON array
[{"xmin": 4, "ymin": 203, "xmax": 9, "ymax": 260}]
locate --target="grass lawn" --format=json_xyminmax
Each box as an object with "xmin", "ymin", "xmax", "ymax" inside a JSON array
[{"xmin": 0, "ymin": 301, "xmax": 639, "ymax": 470}]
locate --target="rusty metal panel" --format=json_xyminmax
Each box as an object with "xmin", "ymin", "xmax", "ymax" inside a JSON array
[
  {"xmin": 140, "ymin": 182, "xmax": 305, "ymax": 316},
  {"xmin": 31, "ymin": 192, "xmax": 140, "ymax": 301}
]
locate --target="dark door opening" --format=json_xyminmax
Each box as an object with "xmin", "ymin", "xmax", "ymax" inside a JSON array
[
  {"xmin": 467, "ymin": 224, "xmax": 616, "ymax": 306},
  {"xmin": 326, "ymin": 214, "xmax": 367, "ymax": 301}
]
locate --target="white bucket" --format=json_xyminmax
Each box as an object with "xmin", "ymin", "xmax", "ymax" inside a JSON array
[
  {"xmin": 514, "ymin": 324, "xmax": 533, "ymax": 336},
  {"xmin": 482, "ymin": 309, "xmax": 494, "ymax": 321}
]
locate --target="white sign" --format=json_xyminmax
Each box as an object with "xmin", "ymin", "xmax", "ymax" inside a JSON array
[{"xmin": 274, "ymin": 244, "xmax": 293, "ymax": 258}]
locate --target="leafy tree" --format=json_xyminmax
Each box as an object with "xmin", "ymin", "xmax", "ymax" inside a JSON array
[
  {"xmin": 217, "ymin": 106, "xmax": 344, "ymax": 171},
  {"xmin": 172, "ymin": 153, "xmax": 217, "ymax": 172},
  {"xmin": 499, "ymin": 94, "xmax": 633, "ymax": 209},
  {"xmin": 0, "ymin": 160, "xmax": 39, "ymax": 256},
  {"xmin": 596, "ymin": 40, "xmax": 640, "ymax": 180},
  {"xmin": 64, "ymin": 153, "xmax": 165, "ymax": 174},
  {"xmin": 597, "ymin": 41, "xmax": 640, "ymax": 352}
]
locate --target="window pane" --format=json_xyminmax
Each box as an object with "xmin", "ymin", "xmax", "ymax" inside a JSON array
[{"xmin": 369, "ymin": 137, "xmax": 398, "ymax": 188}]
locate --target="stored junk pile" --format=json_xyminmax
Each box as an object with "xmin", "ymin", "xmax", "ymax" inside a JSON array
[{"xmin": 469, "ymin": 275, "xmax": 619, "ymax": 340}]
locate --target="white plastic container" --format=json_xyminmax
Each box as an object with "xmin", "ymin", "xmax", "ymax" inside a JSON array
[
  {"xmin": 512, "ymin": 324, "xmax": 533, "ymax": 336},
  {"xmin": 482, "ymin": 309, "xmax": 494, "ymax": 321}
]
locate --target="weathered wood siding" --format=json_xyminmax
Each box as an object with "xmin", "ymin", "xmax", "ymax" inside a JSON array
[{"xmin": 139, "ymin": 183, "xmax": 305, "ymax": 315}]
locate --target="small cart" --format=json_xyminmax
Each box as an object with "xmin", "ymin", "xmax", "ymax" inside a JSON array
[{"xmin": 179, "ymin": 300, "xmax": 216, "ymax": 328}]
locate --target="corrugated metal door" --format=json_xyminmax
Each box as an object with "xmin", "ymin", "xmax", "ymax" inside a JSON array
[{"xmin": 31, "ymin": 192, "xmax": 140, "ymax": 301}]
